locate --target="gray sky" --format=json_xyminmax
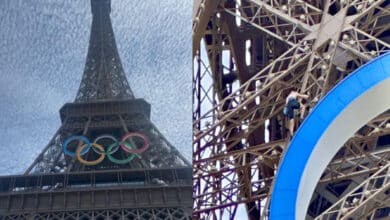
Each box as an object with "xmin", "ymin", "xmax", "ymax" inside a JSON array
[{"xmin": 0, "ymin": 0, "xmax": 192, "ymax": 174}]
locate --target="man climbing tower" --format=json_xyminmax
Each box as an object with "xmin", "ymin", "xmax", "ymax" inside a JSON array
[{"xmin": 284, "ymin": 89, "xmax": 309, "ymax": 136}]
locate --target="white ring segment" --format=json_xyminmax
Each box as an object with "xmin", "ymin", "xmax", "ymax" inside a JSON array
[
  {"xmin": 269, "ymin": 52, "xmax": 390, "ymax": 219},
  {"xmin": 297, "ymin": 77, "xmax": 390, "ymax": 219}
]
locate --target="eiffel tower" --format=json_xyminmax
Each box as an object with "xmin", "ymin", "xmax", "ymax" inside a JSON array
[
  {"xmin": 193, "ymin": 0, "xmax": 389, "ymax": 219},
  {"xmin": 0, "ymin": 0, "xmax": 192, "ymax": 219}
]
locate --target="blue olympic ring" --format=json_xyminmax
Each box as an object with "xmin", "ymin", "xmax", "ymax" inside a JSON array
[{"xmin": 62, "ymin": 135, "xmax": 90, "ymax": 157}]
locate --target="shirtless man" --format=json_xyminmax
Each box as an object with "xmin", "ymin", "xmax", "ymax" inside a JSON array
[{"xmin": 285, "ymin": 90, "xmax": 309, "ymax": 136}]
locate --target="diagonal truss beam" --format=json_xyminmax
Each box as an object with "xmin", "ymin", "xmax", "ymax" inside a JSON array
[
  {"xmin": 194, "ymin": 112, "xmax": 390, "ymax": 215},
  {"xmin": 315, "ymin": 163, "xmax": 390, "ymax": 220},
  {"xmin": 193, "ymin": 0, "xmax": 390, "ymax": 218}
]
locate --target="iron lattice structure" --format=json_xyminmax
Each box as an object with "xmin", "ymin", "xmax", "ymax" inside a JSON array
[
  {"xmin": 75, "ymin": 0, "xmax": 134, "ymax": 103},
  {"xmin": 0, "ymin": 0, "xmax": 192, "ymax": 219},
  {"xmin": 193, "ymin": 0, "xmax": 389, "ymax": 219}
]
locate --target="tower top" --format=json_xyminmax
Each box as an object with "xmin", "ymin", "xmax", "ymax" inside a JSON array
[
  {"xmin": 75, "ymin": 0, "xmax": 134, "ymax": 102},
  {"xmin": 91, "ymin": 0, "xmax": 111, "ymax": 15}
]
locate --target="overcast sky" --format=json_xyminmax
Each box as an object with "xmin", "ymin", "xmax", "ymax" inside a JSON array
[{"xmin": 0, "ymin": 0, "xmax": 192, "ymax": 174}]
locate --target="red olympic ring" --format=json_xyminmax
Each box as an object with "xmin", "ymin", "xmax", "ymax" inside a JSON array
[{"xmin": 120, "ymin": 132, "xmax": 150, "ymax": 154}]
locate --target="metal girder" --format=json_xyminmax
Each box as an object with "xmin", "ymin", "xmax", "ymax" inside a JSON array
[
  {"xmin": 315, "ymin": 163, "xmax": 390, "ymax": 220},
  {"xmin": 26, "ymin": 101, "xmax": 190, "ymax": 175},
  {"xmin": 194, "ymin": 0, "xmax": 390, "ymax": 166},
  {"xmin": 194, "ymin": 44, "xmax": 310, "ymax": 151},
  {"xmin": 193, "ymin": 0, "xmax": 390, "ymax": 219},
  {"xmin": 0, "ymin": 168, "xmax": 192, "ymax": 219},
  {"xmin": 1, "ymin": 187, "xmax": 191, "ymax": 213},
  {"xmin": 193, "ymin": 119, "xmax": 390, "ymax": 217},
  {"xmin": 193, "ymin": 140, "xmax": 286, "ymax": 210},
  {"xmin": 193, "ymin": 44, "xmax": 309, "ymax": 219},
  {"xmin": 193, "ymin": 120, "xmax": 390, "ymax": 216},
  {"xmin": 1, "ymin": 0, "xmax": 193, "ymax": 219},
  {"xmin": 319, "ymin": 146, "xmax": 390, "ymax": 184},
  {"xmin": 223, "ymin": 0, "xmax": 389, "ymax": 99},
  {"xmin": 75, "ymin": 0, "xmax": 134, "ymax": 103},
  {"xmin": 320, "ymin": 111, "xmax": 390, "ymax": 184},
  {"xmin": 1, "ymin": 208, "xmax": 191, "ymax": 220},
  {"xmin": 193, "ymin": 0, "xmax": 221, "ymax": 56}
]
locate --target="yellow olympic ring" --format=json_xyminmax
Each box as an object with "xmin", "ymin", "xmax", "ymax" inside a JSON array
[{"xmin": 76, "ymin": 143, "xmax": 105, "ymax": 166}]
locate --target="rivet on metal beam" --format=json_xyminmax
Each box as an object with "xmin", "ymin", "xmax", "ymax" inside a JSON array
[
  {"xmin": 210, "ymin": 165, "xmax": 217, "ymax": 172},
  {"xmin": 363, "ymin": 190, "xmax": 371, "ymax": 197},
  {"xmin": 341, "ymin": 207, "xmax": 348, "ymax": 214}
]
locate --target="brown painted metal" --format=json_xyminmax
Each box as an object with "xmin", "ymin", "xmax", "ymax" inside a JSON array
[
  {"xmin": 193, "ymin": 0, "xmax": 390, "ymax": 219},
  {"xmin": 0, "ymin": 0, "xmax": 192, "ymax": 219},
  {"xmin": 75, "ymin": 0, "xmax": 134, "ymax": 103}
]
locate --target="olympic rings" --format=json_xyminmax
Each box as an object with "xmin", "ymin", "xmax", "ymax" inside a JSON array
[
  {"xmin": 76, "ymin": 143, "xmax": 105, "ymax": 165},
  {"xmin": 93, "ymin": 135, "xmax": 119, "ymax": 154},
  {"xmin": 63, "ymin": 135, "xmax": 90, "ymax": 157},
  {"xmin": 120, "ymin": 132, "xmax": 150, "ymax": 154},
  {"xmin": 106, "ymin": 142, "xmax": 136, "ymax": 164},
  {"xmin": 62, "ymin": 132, "xmax": 150, "ymax": 165}
]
